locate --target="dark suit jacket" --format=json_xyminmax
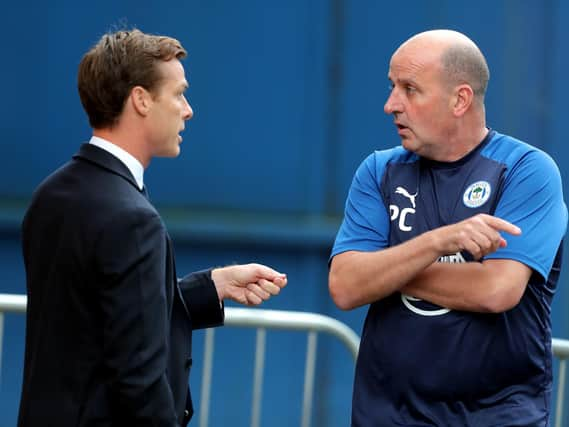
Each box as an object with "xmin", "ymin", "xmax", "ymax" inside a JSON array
[{"xmin": 18, "ymin": 143, "xmax": 224, "ymax": 427}]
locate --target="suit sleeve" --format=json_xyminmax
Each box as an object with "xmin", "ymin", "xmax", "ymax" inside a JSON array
[
  {"xmin": 178, "ymin": 270, "xmax": 224, "ymax": 330},
  {"xmin": 96, "ymin": 207, "xmax": 179, "ymax": 426}
]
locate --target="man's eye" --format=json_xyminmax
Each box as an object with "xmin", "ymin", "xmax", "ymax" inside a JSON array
[{"xmin": 405, "ymin": 86, "xmax": 416, "ymax": 93}]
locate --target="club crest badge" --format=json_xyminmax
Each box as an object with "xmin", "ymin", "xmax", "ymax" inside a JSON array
[{"xmin": 463, "ymin": 181, "xmax": 491, "ymax": 208}]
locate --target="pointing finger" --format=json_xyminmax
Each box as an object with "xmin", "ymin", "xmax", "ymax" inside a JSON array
[{"xmin": 481, "ymin": 214, "xmax": 521, "ymax": 235}]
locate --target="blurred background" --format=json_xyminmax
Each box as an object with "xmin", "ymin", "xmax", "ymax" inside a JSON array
[{"xmin": 1, "ymin": 0, "xmax": 568, "ymax": 426}]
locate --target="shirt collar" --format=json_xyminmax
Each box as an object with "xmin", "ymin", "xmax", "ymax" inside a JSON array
[{"xmin": 89, "ymin": 136, "xmax": 144, "ymax": 190}]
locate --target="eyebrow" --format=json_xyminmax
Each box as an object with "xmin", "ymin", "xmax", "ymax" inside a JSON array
[{"xmin": 389, "ymin": 76, "xmax": 419, "ymax": 87}]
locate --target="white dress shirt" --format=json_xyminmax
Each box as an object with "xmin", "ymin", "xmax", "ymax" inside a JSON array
[{"xmin": 89, "ymin": 136, "xmax": 144, "ymax": 190}]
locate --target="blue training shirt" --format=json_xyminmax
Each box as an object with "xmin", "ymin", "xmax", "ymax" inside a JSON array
[{"xmin": 331, "ymin": 130, "xmax": 568, "ymax": 427}]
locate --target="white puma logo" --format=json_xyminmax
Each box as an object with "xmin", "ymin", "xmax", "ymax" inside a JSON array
[{"xmin": 395, "ymin": 186, "xmax": 417, "ymax": 209}]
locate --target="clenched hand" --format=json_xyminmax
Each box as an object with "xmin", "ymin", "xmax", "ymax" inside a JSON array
[{"xmin": 212, "ymin": 263, "xmax": 287, "ymax": 306}]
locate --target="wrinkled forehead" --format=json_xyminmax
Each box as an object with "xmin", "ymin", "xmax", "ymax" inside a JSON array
[{"xmin": 388, "ymin": 41, "xmax": 444, "ymax": 81}]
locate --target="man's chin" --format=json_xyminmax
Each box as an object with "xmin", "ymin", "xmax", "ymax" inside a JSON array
[
  {"xmin": 401, "ymin": 138, "xmax": 415, "ymax": 151},
  {"xmin": 156, "ymin": 147, "xmax": 182, "ymax": 159}
]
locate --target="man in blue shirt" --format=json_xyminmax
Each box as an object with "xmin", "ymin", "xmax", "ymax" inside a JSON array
[{"xmin": 329, "ymin": 29, "xmax": 568, "ymax": 426}]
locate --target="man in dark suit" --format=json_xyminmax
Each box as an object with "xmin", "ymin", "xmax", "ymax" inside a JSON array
[{"xmin": 18, "ymin": 29, "xmax": 287, "ymax": 427}]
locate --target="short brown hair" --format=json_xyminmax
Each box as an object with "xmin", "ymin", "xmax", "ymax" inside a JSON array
[{"xmin": 77, "ymin": 29, "xmax": 187, "ymax": 129}]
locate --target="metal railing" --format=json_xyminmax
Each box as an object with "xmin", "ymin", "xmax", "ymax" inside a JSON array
[
  {"xmin": 1, "ymin": 293, "xmax": 569, "ymax": 427},
  {"xmin": 200, "ymin": 308, "xmax": 360, "ymax": 427},
  {"xmin": 0, "ymin": 294, "xmax": 359, "ymax": 427}
]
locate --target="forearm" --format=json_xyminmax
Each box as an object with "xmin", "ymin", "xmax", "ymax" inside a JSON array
[
  {"xmin": 402, "ymin": 259, "xmax": 530, "ymax": 313},
  {"xmin": 330, "ymin": 213, "xmax": 525, "ymax": 311},
  {"xmin": 329, "ymin": 230, "xmax": 442, "ymax": 310}
]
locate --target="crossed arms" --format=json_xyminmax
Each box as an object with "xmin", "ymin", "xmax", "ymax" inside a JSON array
[{"xmin": 329, "ymin": 213, "xmax": 532, "ymax": 313}]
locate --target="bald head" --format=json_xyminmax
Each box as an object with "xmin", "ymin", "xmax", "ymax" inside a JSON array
[
  {"xmin": 397, "ymin": 30, "xmax": 490, "ymax": 102},
  {"xmin": 385, "ymin": 30, "xmax": 490, "ymax": 161}
]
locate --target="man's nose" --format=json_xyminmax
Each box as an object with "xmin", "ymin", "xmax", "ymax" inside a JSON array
[
  {"xmin": 384, "ymin": 90, "xmax": 401, "ymax": 115},
  {"xmin": 183, "ymin": 96, "xmax": 193, "ymax": 120}
]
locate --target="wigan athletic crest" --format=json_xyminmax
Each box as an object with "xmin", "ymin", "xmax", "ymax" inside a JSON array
[{"xmin": 463, "ymin": 181, "xmax": 491, "ymax": 208}]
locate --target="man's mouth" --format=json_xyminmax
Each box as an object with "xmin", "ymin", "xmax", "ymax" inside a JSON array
[{"xmin": 395, "ymin": 123, "xmax": 410, "ymax": 136}]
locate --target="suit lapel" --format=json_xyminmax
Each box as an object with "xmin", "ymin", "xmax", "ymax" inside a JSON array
[
  {"xmin": 73, "ymin": 143, "xmax": 142, "ymax": 194},
  {"xmin": 74, "ymin": 143, "xmax": 191, "ymax": 321}
]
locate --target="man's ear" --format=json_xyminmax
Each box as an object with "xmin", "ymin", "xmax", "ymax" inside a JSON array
[
  {"xmin": 452, "ymin": 84, "xmax": 474, "ymax": 117},
  {"xmin": 130, "ymin": 86, "xmax": 152, "ymax": 116}
]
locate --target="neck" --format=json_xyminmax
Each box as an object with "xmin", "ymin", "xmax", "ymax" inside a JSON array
[
  {"xmin": 435, "ymin": 106, "xmax": 488, "ymax": 162},
  {"xmin": 437, "ymin": 127, "xmax": 487, "ymax": 162},
  {"xmin": 93, "ymin": 125, "xmax": 151, "ymax": 168}
]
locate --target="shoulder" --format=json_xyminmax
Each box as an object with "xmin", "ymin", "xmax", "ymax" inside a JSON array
[
  {"xmin": 28, "ymin": 157, "xmax": 157, "ymax": 229},
  {"xmin": 482, "ymin": 131, "xmax": 561, "ymax": 175},
  {"xmin": 368, "ymin": 145, "xmax": 417, "ymax": 167},
  {"xmin": 95, "ymin": 204, "xmax": 165, "ymax": 255},
  {"xmin": 357, "ymin": 146, "xmax": 418, "ymax": 179}
]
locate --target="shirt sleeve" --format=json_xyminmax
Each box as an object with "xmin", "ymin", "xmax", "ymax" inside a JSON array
[
  {"xmin": 485, "ymin": 149, "xmax": 568, "ymax": 280},
  {"xmin": 331, "ymin": 152, "xmax": 391, "ymax": 259}
]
